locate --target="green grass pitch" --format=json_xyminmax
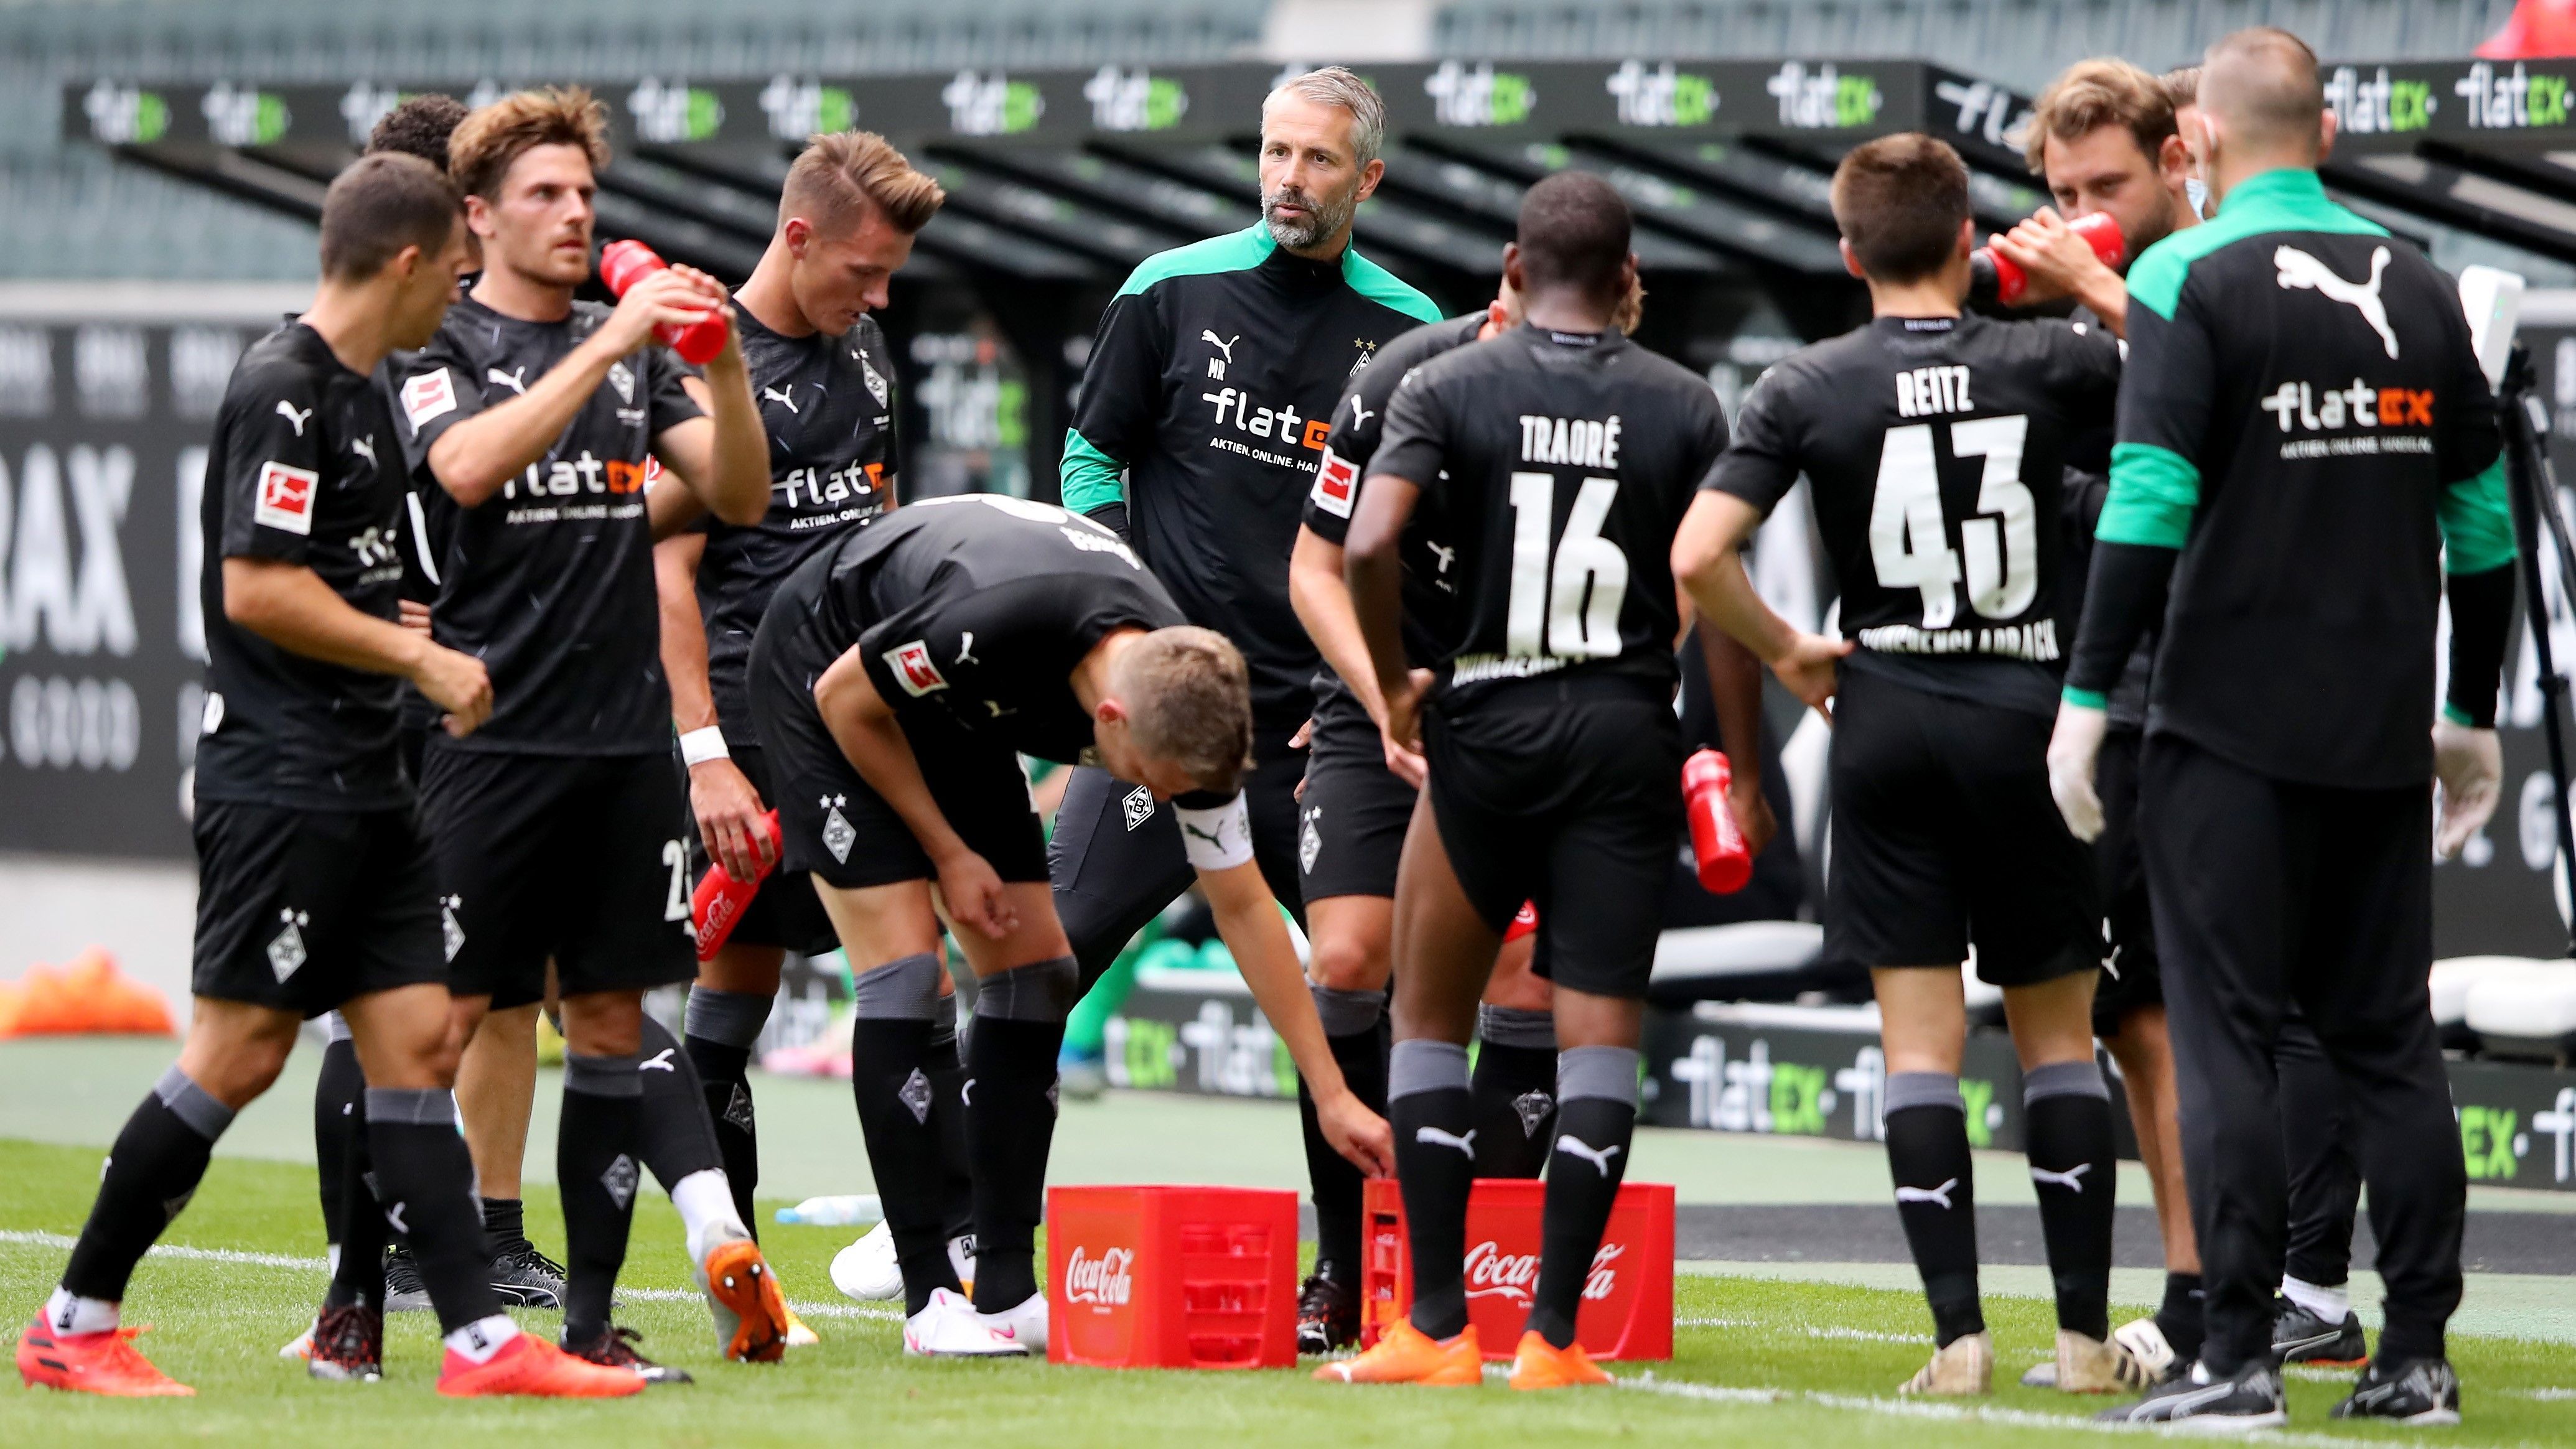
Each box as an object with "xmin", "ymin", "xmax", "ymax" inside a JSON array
[{"xmin": 2, "ymin": 1139, "xmax": 2569, "ymax": 1447}]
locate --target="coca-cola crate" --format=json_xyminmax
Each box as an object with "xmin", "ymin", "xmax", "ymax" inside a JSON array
[
  {"xmin": 1046, "ymin": 1185, "xmax": 1299, "ymax": 1369},
  {"xmin": 1359, "ymin": 1176, "xmax": 1673, "ymax": 1361}
]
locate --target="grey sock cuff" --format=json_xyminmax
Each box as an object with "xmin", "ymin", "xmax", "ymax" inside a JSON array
[
  {"xmin": 154, "ymin": 1065, "xmax": 235, "ymax": 1140},
  {"xmin": 852, "ymin": 953, "xmax": 945, "ymax": 1021},
  {"xmin": 1478, "ymin": 1004, "xmax": 1557, "ymax": 1050},
  {"xmin": 977, "ymin": 955, "xmax": 1080, "ymax": 1023},
  {"xmin": 563, "ymin": 1050, "xmax": 644, "ymax": 1097},
  {"xmin": 2023, "ymin": 1058, "xmax": 2111, "ymax": 1104},
  {"xmin": 1556, "ymin": 1045, "xmax": 1640, "ymax": 1104},
  {"xmin": 1313, "ymin": 984, "xmax": 1387, "ymax": 1037},
  {"xmin": 1885, "ymin": 1071, "xmax": 1963, "ymax": 1114},
  {"xmin": 324, "ymin": 1011, "xmax": 352, "ymax": 1045},
  {"xmin": 365, "ymin": 1086, "xmax": 458, "ymax": 1125},
  {"xmin": 684, "ymin": 985, "xmax": 773, "ymax": 1050},
  {"xmin": 1388, "ymin": 1039, "xmax": 1470, "ymax": 1101}
]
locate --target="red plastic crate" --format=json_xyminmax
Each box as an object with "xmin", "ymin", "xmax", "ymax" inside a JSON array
[
  {"xmin": 1360, "ymin": 1176, "xmax": 1674, "ymax": 1361},
  {"xmin": 1046, "ymin": 1185, "xmax": 1299, "ymax": 1369}
]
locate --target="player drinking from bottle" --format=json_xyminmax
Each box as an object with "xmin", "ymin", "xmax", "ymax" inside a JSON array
[
  {"xmin": 1320, "ymin": 172, "xmax": 1727, "ymax": 1391},
  {"xmin": 1676, "ymin": 134, "xmax": 2138, "ymax": 1398},
  {"xmin": 385, "ymin": 88, "xmax": 785, "ymax": 1379},
  {"xmin": 650, "ymin": 133, "xmax": 956, "ymax": 1319},
  {"xmin": 744, "ymin": 496, "xmax": 1393, "ymax": 1355},
  {"xmin": 17, "ymin": 154, "xmax": 638, "ymax": 1400}
]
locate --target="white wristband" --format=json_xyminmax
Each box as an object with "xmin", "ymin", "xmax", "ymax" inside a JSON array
[
  {"xmin": 679, "ymin": 727, "xmax": 730, "ymax": 767},
  {"xmin": 1175, "ymin": 794, "xmax": 1255, "ymax": 872}
]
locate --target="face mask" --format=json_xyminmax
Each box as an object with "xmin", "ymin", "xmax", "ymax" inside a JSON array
[{"xmin": 2185, "ymin": 177, "xmax": 2211, "ymax": 220}]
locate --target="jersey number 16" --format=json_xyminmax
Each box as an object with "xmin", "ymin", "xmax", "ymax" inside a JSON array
[
  {"xmin": 1868, "ymin": 414, "xmax": 2034, "ymax": 629},
  {"xmin": 1506, "ymin": 471, "xmax": 1630, "ymax": 660}
]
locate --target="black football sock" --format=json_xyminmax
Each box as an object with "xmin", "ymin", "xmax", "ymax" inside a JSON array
[
  {"xmin": 849, "ymin": 954, "xmax": 961, "ymax": 1316},
  {"xmin": 633, "ymin": 1013, "xmax": 726, "ymax": 1191},
  {"xmin": 366, "ymin": 1088, "xmax": 506, "ymax": 1335},
  {"xmin": 1470, "ymin": 1005, "xmax": 1559, "ymax": 1180},
  {"xmin": 313, "ymin": 1023, "xmax": 363, "ymax": 1250},
  {"xmin": 1300, "ymin": 985, "xmax": 1387, "ymax": 1283},
  {"xmin": 2157, "ymin": 1271, "xmax": 2207, "ymax": 1362},
  {"xmin": 966, "ymin": 957, "xmax": 1076, "ymax": 1315},
  {"xmin": 1389, "ymin": 1040, "xmax": 1475, "ymax": 1341},
  {"xmin": 482, "ymin": 1197, "xmax": 525, "ymax": 1255},
  {"xmin": 557, "ymin": 1050, "xmax": 644, "ymax": 1343},
  {"xmin": 2023, "ymin": 1060, "xmax": 2117, "ymax": 1340},
  {"xmin": 1527, "ymin": 1046, "xmax": 1638, "ymax": 1349},
  {"xmin": 684, "ymin": 985, "xmax": 770, "ymax": 1235},
  {"xmin": 928, "ymin": 992, "xmax": 976, "ymax": 1248},
  {"xmin": 324, "ymin": 1117, "xmax": 388, "ymax": 1310},
  {"xmin": 60, "ymin": 1066, "xmax": 235, "ymax": 1305},
  {"xmin": 1884, "ymin": 1071, "xmax": 1984, "ymax": 1347}
]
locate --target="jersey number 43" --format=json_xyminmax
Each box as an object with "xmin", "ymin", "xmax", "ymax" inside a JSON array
[
  {"xmin": 1867, "ymin": 414, "xmax": 2035, "ymax": 629},
  {"xmin": 1506, "ymin": 471, "xmax": 1630, "ymax": 660}
]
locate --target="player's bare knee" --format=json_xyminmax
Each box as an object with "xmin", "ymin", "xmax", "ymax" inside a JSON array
[
  {"xmin": 1305, "ymin": 926, "xmax": 1388, "ymax": 994},
  {"xmin": 557, "ymin": 991, "xmax": 645, "ymax": 1057}
]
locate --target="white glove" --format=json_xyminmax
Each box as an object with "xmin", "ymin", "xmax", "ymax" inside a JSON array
[
  {"xmin": 2047, "ymin": 701, "xmax": 2110, "ymax": 843},
  {"xmin": 2432, "ymin": 716, "xmax": 2503, "ymax": 860}
]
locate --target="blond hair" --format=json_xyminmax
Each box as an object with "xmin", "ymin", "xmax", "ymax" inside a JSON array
[
  {"xmin": 447, "ymin": 87, "xmax": 608, "ymax": 201},
  {"xmin": 2022, "ymin": 58, "xmax": 2178, "ymax": 174},
  {"xmin": 1114, "ymin": 627, "xmax": 1253, "ymax": 796},
  {"xmin": 1264, "ymin": 66, "xmax": 1385, "ymax": 169},
  {"xmin": 780, "ymin": 131, "xmax": 945, "ymax": 235}
]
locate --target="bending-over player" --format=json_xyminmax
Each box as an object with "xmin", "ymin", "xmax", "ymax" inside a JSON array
[
  {"xmin": 1321, "ymin": 173, "xmax": 1725, "ymax": 1391},
  {"xmin": 1677, "ymin": 134, "xmax": 2138, "ymax": 1398},
  {"xmin": 745, "ymin": 495, "xmax": 1395, "ymax": 1356},
  {"xmin": 17, "ymin": 155, "xmax": 635, "ymax": 1400}
]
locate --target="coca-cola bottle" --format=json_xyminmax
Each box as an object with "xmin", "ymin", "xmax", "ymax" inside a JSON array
[
  {"xmin": 691, "ymin": 810, "xmax": 782, "ymax": 961},
  {"xmin": 597, "ymin": 238, "xmax": 730, "ymax": 364},
  {"xmin": 1682, "ymin": 749, "xmax": 1752, "ymax": 895},
  {"xmin": 1970, "ymin": 210, "xmax": 2126, "ymax": 307}
]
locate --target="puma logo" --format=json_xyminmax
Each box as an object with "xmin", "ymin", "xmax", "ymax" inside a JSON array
[
  {"xmin": 384, "ymin": 1200, "xmax": 409, "ymax": 1234},
  {"xmin": 1200, "ymin": 330, "xmax": 1239, "ymax": 363},
  {"xmin": 1895, "ymin": 1178, "xmax": 1958, "ymax": 1210},
  {"xmin": 275, "ymin": 399, "xmax": 313, "ymax": 436},
  {"xmin": 1414, "ymin": 1125, "xmax": 1477, "ymax": 1157},
  {"xmin": 350, "ymin": 435, "xmax": 378, "ymax": 469},
  {"xmin": 762, "ymin": 384, "xmax": 800, "ymax": 414},
  {"xmin": 1345, "ymin": 394, "xmax": 1374, "ymax": 428},
  {"xmin": 487, "ymin": 366, "xmax": 528, "ymax": 395},
  {"xmin": 2274, "ymin": 245, "xmax": 2398, "ymax": 358},
  {"xmin": 955, "ymin": 631, "xmax": 979, "ymax": 666},
  {"xmin": 640, "ymin": 1048, "xmax": 677, "ymax": 1072},
  {"xmin": 2030, "ymin": 1162, "xmax": 2092, "ymax": 1193},
  {"xmin": 1554, "ymin": 1134, "xmax": 1623, "ymax": 1176}
]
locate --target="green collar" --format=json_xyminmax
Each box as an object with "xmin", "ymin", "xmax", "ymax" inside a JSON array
[{"xmin": 2126, "ymin": 165, "xmax": 2384, "ymax": 320}]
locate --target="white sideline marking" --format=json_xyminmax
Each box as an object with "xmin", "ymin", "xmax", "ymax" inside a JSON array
[
  {"xmin": 0, "ymin": 1229, "xmax": 898, "ymax": 1323},
  {"xmin": 1678, "ymin": 1315, "xmax": 1930, "ymax": 1344},
  {"xmin": 2515, "ymin": 1387, "xmax": 2576, "ymax": 1400},
  {"xmin": 1619, "ymin": 1372, "xmax": 2366, "ymax": 1447}
]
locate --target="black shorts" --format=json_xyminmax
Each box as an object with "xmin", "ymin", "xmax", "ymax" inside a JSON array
[
  {"xmin": 1424, "ymin": 676, "xmax": 1683, "ymax": 1000},
  {"xmin": 746, "ymin": 631, "xmax": 1045, "ymax": 891},
  {"xmin": 681, "ymin": 742, "xmax": 838, "ymax": 956},
  {"xmin": 192, "ymin": 801, "xmax": 446, "ymax": 1018},
  {"xmin": 1825, "ymin": 667, "xmax": 2097, "ymax": 987},
  {"xmin": 2092, "ymin": 725, "xmax": 2162, "ymax": 1030},
  {"xmin": 1298, "ymin": 681, "xmax": 1416, "ymax": 903},
  {"xmin": 417, "ymin": 747, "xmax": 697, "ymax": 1010}
]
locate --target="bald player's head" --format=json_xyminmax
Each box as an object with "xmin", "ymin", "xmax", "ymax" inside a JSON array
[{"xmin": 2200, "ymin": 27, "xmax": 2325, "ymax": 164}]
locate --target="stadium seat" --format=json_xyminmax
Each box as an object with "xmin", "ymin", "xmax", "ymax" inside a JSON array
[
  {"xmin": 1646, "ymin": 919, "xmax": 1826, "ymax": 1004},
  {"xmin": 2461, "ymin": 957, "xmax": 2576, "ymax": 1063},
  {"xmin": 2429, "ymin": 954, "xmax": 2534, "ymax": 1051}
]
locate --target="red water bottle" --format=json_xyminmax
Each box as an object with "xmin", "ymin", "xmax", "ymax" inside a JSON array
[
  {"xmin": 691, "ymin": 811, "xmax": 782, "ymax": 961},
  {"xmin": 1973, "ymin": 210, "xmax": 2126, "ymax": 307},
  {"xmin": 1683, "ymin": 749, "xmax": 1753, "ymax": 895},
  {"xmin": 598, "ymin": 238, "xmax": 730, "ymax": 365}
]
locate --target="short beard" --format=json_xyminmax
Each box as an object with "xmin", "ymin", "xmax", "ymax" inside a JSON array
[{"xmin": 1263, "ymin": 182, "xmax": 1357, "ymax": 253}]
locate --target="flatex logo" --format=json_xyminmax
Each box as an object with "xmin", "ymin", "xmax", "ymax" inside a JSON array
[
  {"xmin": 628, "ymin": 78, "xmax": 725, "ymax": 142},
  {"xmin": 1424, "ymin": 61, "xmax": 1536, "ymax": 128},
  {"xmin": 2456, "ymin": 60, "xmax": 2572, "ymax": 130},
  {"xmin": 1605, "ymin": 60, "xmax": 1717, "ymax": 127},
  {"xmin": 943, "ymin": 71, "xmax": 1043, "ymax": 136},
  {"xmin": 1085, "ymin": 67, "xmax": 1187, "ymax": 133},
  {"xmin": 2326, "ymin": 66, "xmax": 2434, "ymax": 136},
  {"xmin": 1766, "ymin": 62, "xmax": 1882, "ymax": 129},
  {"xmin": 760, "ymin": 76, "xmax": 855, "ymax": 141}
]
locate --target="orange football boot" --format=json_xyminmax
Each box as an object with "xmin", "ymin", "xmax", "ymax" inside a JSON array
[
  {"xmin": 1508, "ymin": 1330, "xmax": 1613, "ymax": 1389},
  {"xmin": 17, "ymin": 1318, "xmax": 194, "ymax": 1397},
  {"xmin": 701, "ymin": 1237, "xmax": 791, "ymax": 1363},
  {"xmin": 1311, "ymin": 1318, "xmax": 1483, "ymax": 1386},
  {"xmin": 436, "ymin": 1331, "xmax": 646, "ymax": 1398}
]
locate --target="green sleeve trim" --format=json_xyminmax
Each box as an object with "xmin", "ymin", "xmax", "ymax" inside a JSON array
[
  {"xmin": 1059, "ymin": 429, "xmax": 1126, "ymax": 515},
  {"xmin": 2441, "ymin": 701, "xmax": 2476, "ymax": 727},
  {"xmin": 2099, "ymin": 443, "xmax": 2202, "ymax": 548},
  {"xmin": 2122, "ymin": 167, "xmax": 2387, "ymax": 320},
  {"xmin": 1114, "ymin": 225, "xmax": 1276, "ymax": 299},
  {"xmin": 2440, "ymin": 458, "xmax": 2518, "ymax": 576},
  {"xmin": 1342, "ymin": 247, "xmax": 1442, "ymax": 326},
  {"xmin": 2063, "ymin": 687, "xmax": 2108, "ymax": 711}
]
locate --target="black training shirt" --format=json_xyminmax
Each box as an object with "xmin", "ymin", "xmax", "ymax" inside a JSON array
[
  {"xmin": 1304, "ymin": 312, "xmax": 1488, "ymax": 681},
  {"xmin": 388, "ymin": 295, "xmax": 702, "ymax": 755},
  {"xmin": 1702, "ymin": 314, "xmax": 2122, "ymax": 718},
  {"xmin": 195, "ymin": 322, "xmax": 412, "ymax": 810},
  {"xmin": 1372, "ymin": 325, "xmax": 1729, "ymax": 702},
  {"xmin": 767, "ymin": 495, "xmax": 1185, "ymax": 764},
  {"xmin": 694, "ymin": 306, "xmax": 897, "ymax": 745}
]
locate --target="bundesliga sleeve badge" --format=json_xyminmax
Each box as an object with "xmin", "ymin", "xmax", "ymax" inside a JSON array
[
  {"xmin": 399, "ymin": 366, "xmax": 457, "ymax": 433},
  {"xmin": 1312, "ymin": 447, "xmax": 1358, "ymax": 518},
  {"xmin": 254, "ymin": 460, "xmax": 320, "ymax": 536},
  {"xmin": 885, "ymin": 640, "xmax": 949, "ymax": 697}
]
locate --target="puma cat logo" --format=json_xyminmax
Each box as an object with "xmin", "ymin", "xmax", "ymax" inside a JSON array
[
  {"xmin": 762, "ymin": 384, "xmax": 800, "ymax": 414},
  {"xmin": 2274, "ymin": 245, "xmax": 2398, "ymax": 358},
  {"xmin": 2029, "ymin": 1162, "xmax": 2092, "ymax": 1193},
  {"xmin": 1895, "ymin": 1178, "xmax": 1959, "ymax": 1210},
  {"xmin": 1414, "ymin": 1125, "xmax": 1477, "ymax": 1157},
  {"xmin": 275, "ymin": 399, "xmax": 312, "ymax": 436},
  {"xmin": 1554, "ymin": 1135, "xmax": 1623, "ymax": 1176}
]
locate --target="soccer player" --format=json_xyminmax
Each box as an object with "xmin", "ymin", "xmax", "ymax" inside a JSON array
[
  {"xmin": 1318, "ymin": 172, "xmax": 1723, "ymax": 1391},
  {"xmin": 742, "ymin": 496, "xmax": 1394, "ymax": 1354},
  {"xmin": 1050, "ymin": 66, "xmax": 1439, "ymax": 961},
  {"xmin": 16, "ymin": 154, "xmax": 636, "ymax": 1400},
  {"xmin": 385, "ymin": 88, "xmax": 785, "ymax": 1377},
  {"xmin": 1986, "ymin": 56, "xmax": 2206, "ymax": 1382},
  {"xmin": 1677, "ymin": 134, "xmax": 2136, "ymax": 1398},
  {"xmin": 2052, "ymin": 29, "xmax": 2508, "ymax": 1426},
  {"xmin": 651, "ymin": 133, "xmax": 952, "ymax": 1318}
]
